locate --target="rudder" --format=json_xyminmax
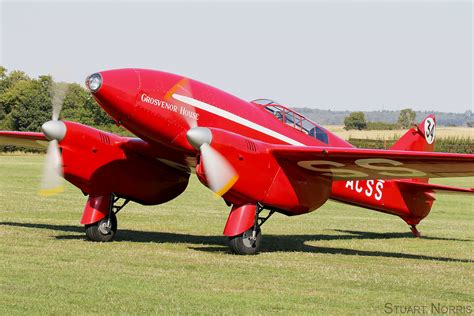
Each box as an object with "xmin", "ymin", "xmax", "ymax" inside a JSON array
[
  {"xmin": 390, "ymin": 115, "xmax": 436, "ymax": 183},
  {"xmin": 390, "ymin": 114, "xmax": 436, "ymax": 152}
]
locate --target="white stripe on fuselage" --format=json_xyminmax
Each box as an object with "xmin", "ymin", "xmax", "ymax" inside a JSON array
[{"xmin": 172, "ymin": 94, "xmax": 305, "ymax": 146}]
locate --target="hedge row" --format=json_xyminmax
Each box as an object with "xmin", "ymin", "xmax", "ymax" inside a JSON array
[{"xmin": 349, "ymin": 136, "xmax": 474, "ymax": 154}]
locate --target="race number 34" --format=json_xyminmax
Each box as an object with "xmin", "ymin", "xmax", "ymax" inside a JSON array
[{"xmin": 424, "ymin": 117, "xmax": 436, "ymax": 145}]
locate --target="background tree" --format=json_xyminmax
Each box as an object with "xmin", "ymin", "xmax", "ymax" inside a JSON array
[
  {"xmin": 61, "ymin": 83, "xmax": 95, "ymax": 126},
  {"xmin": 10, "ymin": 75, "xmax": 52, "ymax": 132},
  {"xmin": 398, "ymin": 108, "xmax": 416, "ymax": 129},
  {"xmin": 0, "ymin": 67, "xmax": 116, "ymax": 133},
  {"xmin": 344, "ymin": 112, "xmax": 367, "ymax": 130},
  {"xmin": 0, "ymin": 66, "xmax": 8, "ymax": 94}
]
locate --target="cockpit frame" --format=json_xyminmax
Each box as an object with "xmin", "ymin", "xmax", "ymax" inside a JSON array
[{"xmin": 251, "ymin": 99, "xmax": 329, "ymax": 144}]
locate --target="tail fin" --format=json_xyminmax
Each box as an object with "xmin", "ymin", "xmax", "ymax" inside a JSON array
[
  {"xmin": 389, "ymin": 115, "xmax": 472, "ymax": 228},
  {"xmin": 390, "ymin": 114, "xmax": 436, "ymax": 152},
  {"xmin": 390, "ymin": 115, "xmax": 436, "ymax": 183}
]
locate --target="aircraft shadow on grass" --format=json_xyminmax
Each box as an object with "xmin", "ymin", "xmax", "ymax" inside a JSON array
[{"xmin": 1, "ymin": 221, "xmax": 472, "ymax": 263}]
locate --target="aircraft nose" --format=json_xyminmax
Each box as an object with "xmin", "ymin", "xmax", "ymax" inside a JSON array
[{"xmin": 87, "ymin": 69, "xmax": 140, "ymax": 122}]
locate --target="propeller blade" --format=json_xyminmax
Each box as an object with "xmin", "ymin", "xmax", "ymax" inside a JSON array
[
  {"xmin": 164, "ymin": 78, "xmax": 198, "ymax": 128},
  {"xmin": 51, "ymin": 83, "xmax": 68, "ymax": 121},
  {"xmin": 186, "ymin": 127, "xmax": 238, "ymax": 195},
  {"xmin": 200, "ymin": 143, "xmax": 238, "ymax": 196},
  {"xmin": 38, "ymin": 140, "xmax": 64, "ymax": 196},
  {"xmin": 37, "ymin": 80, "xmax": 68, "ymax": 196},
  {"xmin": 182, "ymin": 104, "xmax": 198, "ymax": 129}
]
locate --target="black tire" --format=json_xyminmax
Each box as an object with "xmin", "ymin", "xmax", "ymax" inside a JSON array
[
  {"xmin": 85, "ymin": 212, "xmax": 117, "ymax": 242},
  {"xmin": 228, "ymin": 228, "xmax": 262, "ymax": 255}
]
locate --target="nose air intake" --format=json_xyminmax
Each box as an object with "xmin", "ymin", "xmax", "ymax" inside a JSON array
[
  {"xmin": 87, "ymin": 69, "xmax": 140, "ymax": 123},
  {"xmin": 85, "ymin": 73, "xmax": 103, "ymax": 93}
]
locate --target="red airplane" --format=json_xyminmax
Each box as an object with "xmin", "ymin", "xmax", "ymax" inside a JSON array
[{"xmin": 1, "ymin": 68, "xmax": 473, "ymax": 255}]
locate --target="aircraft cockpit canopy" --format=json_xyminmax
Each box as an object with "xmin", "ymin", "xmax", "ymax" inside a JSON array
[{"xmin": 251, "ymin": 99, "xmax": 328, "ymax": 144}]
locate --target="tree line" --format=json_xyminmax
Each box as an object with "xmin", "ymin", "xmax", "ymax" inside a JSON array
[
  {"xmin": 294, "ymin": 108, "xmax": 473, "ymax": 127},
  {"xmin": 343, "ymin": 109, "xmax": 417, "ymax": 131}
]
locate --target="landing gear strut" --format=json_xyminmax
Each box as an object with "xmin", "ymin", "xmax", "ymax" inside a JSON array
[
  {"xmin": 85, "ymin": 194, "xmax": 129, "ymax": 242},
  {"xmin": 228, "ymin": 203, "xmax": 275, "ymax": 255},
  {"xmin": 410, "ymin": 225, "xmax": 421, "ymax": 238}
]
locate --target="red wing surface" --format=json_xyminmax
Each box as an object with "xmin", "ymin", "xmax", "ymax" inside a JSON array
[{"xmin": 271, "ymin": 146, "xmax": 474, "ymax": 180}]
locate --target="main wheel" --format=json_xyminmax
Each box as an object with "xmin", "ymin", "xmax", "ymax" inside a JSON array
[
  {"xmin": 228, "ymin": 227, "xmax": 262, "ymax": 255},
  {"xmin": 85, "ymin": 212, "xmax": 117, "ymax": 242}
]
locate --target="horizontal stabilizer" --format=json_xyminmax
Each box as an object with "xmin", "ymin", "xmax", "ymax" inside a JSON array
[{"xmin": 395, "ymin": 180, "xmax": 474, "ymax": 195}]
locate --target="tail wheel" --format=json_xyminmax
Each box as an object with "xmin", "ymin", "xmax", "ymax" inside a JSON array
[
  {"xmin": 410, "ymin": 225, "xmax": 421, "ymax": 238},
  {"xmin": 85, "ymin": 212, "xmax": 117, "ymax": 242},
  {"xmin": 228, "ymin": 228, "xmax": 262, "ymax": 255}
]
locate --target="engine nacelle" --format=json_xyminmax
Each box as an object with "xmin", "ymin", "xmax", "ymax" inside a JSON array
[
  {"xmin": 195, "ymin": 128, "xmax": 331, "ymax": 215},
  {"xmin": 59, "ymin": 121, "xmax": 189, "ymax": 205}
]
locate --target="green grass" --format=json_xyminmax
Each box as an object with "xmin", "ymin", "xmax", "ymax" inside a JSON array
[{"xmin": 1, "ymin": 155, "xmax": 473, "ymax": 315}]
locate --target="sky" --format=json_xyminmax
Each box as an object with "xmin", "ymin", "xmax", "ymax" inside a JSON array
[{"xmin": 0, "ymin": 0, "xmax": 472, "ymax": 113}]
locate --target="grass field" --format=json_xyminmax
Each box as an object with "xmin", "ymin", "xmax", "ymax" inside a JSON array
[
  {"xmin": 326, "ymin": 126, "xmax": 474, "ymax": 140},
  {"xmin": 1, "ymin": 155, "xmax": 473, "ymax": 314}
]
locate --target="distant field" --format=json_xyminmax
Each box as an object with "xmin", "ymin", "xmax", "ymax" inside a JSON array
[
  {"xmin": 0, "ymin": 155, "xmax": 473, "ymax": 314},
  {"xmin": 326, "ymin": 125, "xmax": 474, "ymax": 140}
]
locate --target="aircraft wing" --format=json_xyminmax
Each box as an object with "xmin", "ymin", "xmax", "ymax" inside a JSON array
[
  {"xmin": 0, "ymin": 131, "xmax": 49, "ymax": 150},
  {"xmin": 0, "ymin": 130, "xmax": 194, "ymax": 172},
  {"xmin": 270, "ymin": 146, "xmax": 474, "ymax": 180}
]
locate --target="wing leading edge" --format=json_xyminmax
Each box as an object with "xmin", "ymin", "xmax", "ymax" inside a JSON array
[{"xmin": 0, "ymin": 131, "xmax": 48, "ymax": 150}]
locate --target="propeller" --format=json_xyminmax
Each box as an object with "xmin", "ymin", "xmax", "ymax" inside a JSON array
[
  {"xmin": 186, "ymin": 127, "xmax": 238, "ymax": 196},
  {"xmin": 165, "ymin": 79, "xmax": 239, "ymax": 196},
  {"xmin": 38, "ymin": 83, "xmax": 68, "ymax": 196},
  {"xmin": 164, "ymin": 78, "xmax": 198, "ymax": 129}
]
